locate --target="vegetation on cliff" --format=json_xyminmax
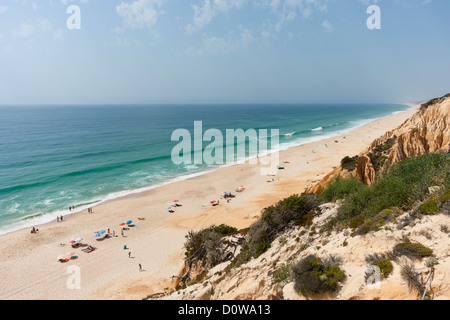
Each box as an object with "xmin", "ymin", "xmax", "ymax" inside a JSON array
[
  {"xmin": 230, "ymin": 194, "xmax": 318, "ymax": 268},
  {"xmin": 291, "ymin": 254, "xmax": 345, "ymax": 297},
  {"xmin": 324, "ymin": 153, "xmax": 450, "ymax": 231}
]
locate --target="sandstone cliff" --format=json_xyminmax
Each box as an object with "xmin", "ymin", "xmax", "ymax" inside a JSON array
[{"xmin": 309, "ymin": 94, "xmax": 450, "ymax": 194}]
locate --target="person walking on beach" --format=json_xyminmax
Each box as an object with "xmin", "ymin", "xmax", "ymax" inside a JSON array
[
  {"xmin": 139, "ymin": 263, "xmax": 143, "ymax": 272},
  {"xmin": 128, "ymin": 252, "xmax": 131, "ymax": 258}
]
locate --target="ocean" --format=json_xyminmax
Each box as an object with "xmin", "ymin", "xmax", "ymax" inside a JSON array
[{"xmin": 0, "ymin": 103, "xmax": 411, "ymax": 235}]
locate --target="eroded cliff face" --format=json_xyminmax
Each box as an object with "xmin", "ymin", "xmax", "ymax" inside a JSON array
[{"xmin": 309, "ymin": 95, "xmax": 450, "ymax": 193}]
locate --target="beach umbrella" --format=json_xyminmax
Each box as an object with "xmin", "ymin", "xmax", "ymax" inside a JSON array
[
  {"xmin": 99, "ymin": 230, "xmax": 106, "ymax": 234},
  {"xmin": 119, "ymin": 223, "xmax": 126, "ymax": 226},
  {"xmin": 173, "ymin": 200, "xmax": 179, "ymax": 202},
  {"xmin": 75, "ymin": 238, "xmax": 83, "ymax": 242},
  {"xmin": 93, "ymin": 232, "xmax": 100, "ymax": 237},
  {"xmin": 126, "ymin": 220, "xmax": 132, "ymax": 225},
  {"xmin": 210, "ymin": 201, "xmax": 216, "ymax": 204},
  {"xmin": 167, "ymin": 206, "xmax": 172, "ymax": 209},
  {"xmin": 69, "ymin": 239, "xmax": 76, "ymax": 244}
]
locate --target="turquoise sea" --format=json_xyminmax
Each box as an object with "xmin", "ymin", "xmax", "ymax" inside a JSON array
[{"xmin": 0, "ymin": 103, "xmax": 412, "ymax": 234}]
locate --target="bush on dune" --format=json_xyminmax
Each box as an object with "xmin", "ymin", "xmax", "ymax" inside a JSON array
[
  {"xmin": 393, "ymin": 242, "xmax": 434, "ymax": 260},
  {"xmin": 319, "ymin": 175, "xmax": 365, "ymax": 203},
  {"xmin": 231, "ymin": 194, "xmax": 318, "ymax": 267},
  {"xmin": 324, "ymin": 153, "xmax": 450, "ymax": 229},
  {"xmin": 291, "ymin": 254, "xmax": 345, "ymax": 297}
]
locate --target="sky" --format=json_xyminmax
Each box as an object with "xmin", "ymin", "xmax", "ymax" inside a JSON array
[{"xmin": 0, "ymin": 0, "xmax": 449, "ymax": 105}]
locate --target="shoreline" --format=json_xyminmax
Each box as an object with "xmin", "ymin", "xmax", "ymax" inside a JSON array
[
  {"xmin": 0, "ymin": 105, "xmax": 419, "ymax": 300},
  {"xmin": 0, "ymin": 104, "xmax": 416, "ymax": 237}
]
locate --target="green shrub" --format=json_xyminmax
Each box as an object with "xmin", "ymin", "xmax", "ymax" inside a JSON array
[
  {"xmin": 291, "ymin": 255, "xmax": 345, "ymax": 297},
  {"xmin": 374, "ymin": 259, "xmax": 393, "ymax": 279},
  {"xmin": 418, "ymin": 198, "xmax": 440, "ymax": 215},
  {"xmin": 319, "ymin": 175, "xmax": 365, "ymax": 203},
  {"xmin": 183, "ymin": 224, "xmax": 239, "ymax": 270},
  {"xmin": 393, "ymin": 242, "xmax": 434, "ymax": 259},
  {"xmin": 328, "ymin": 153, "xmax": 450, "ymax": 229},
  {"xmin": 273, "ymin": 263, "xmax": 292, "ymax": 284},
  {"xmin": 349, "ymin": 215, "xmax": 365, "ymax": 229},
  {"xmin": 441, "ymin": 190, "xmax": 450, "ymax": 203},
  {"xmin": 340, "ymin": 156, "xmax": 358, "ymax": 171},
  {"xmin": 420, "ymin": 93, "xmax": 450, "ymax": 111},
  {"xmin": 355, "ymin": 208, "xmax": 398, "ymax": 235},
  {"xmin": 246, "ymin": 194, "xmax": 318, "ymax": 259},
  {"xmin": 214, "ymin": 224, "xmax": 238, "ymax": 236}
]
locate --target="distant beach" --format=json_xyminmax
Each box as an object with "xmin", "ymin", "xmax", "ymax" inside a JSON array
[{"xmin": 0, "ymin": 105, "xmax": 418, "ymax": 300}]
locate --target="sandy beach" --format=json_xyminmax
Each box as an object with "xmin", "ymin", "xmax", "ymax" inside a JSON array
[{"xmin": 0, "ymin": 106, "xmax": 419, "ymax": 300}]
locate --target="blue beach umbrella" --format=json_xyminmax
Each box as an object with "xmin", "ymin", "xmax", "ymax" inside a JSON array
[
  {"xmin": 126, "ymin": 220, "xmax": 132, "ymax": 225},
  {"xmin": 99, "ymin": 230, "xmax": 106, "ymax": 234},
  {"xmin": 93, "ymin": 232, "xmax": 100, "ymax": 237}
]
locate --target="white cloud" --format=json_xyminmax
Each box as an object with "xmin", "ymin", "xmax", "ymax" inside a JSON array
[
  {"xmin": 116, "ymin": 0, "xmax": 165, "ymax": 30},
  {"xmin": 187, "ymin": 24, "xmax": 255, "ymax": 55},
  {"xmin": 53, "ymin": 29, "xmax": 66, "ymax": 41},
  {"xmin": 12, "ymin": 22, "xmax": 35, "ymax": 38},
  {"xmin": 61, "ymin": 0, "xmax": 88, "ymax": 5},
  {"xmin": 260, "ymin": 0, "xmax": 329, "ymax": 31},
  {"xmin": 36, "ymin": 18, "xmax": 52, "ymax": 32},
  {"xmin": 358, "ymin": 0, "xmax": 380, "ymax": 5},
  {"xmin": 322, "ymin": 19, "xmax": 333, "ymax": 32},
  {"xmin": 185, "ymin": 0, "xmax": 245, "ymax": 34}
]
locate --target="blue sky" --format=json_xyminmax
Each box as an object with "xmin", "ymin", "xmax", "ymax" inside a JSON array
[{"xmin": 0, "ymin": 0, "xmax": 449, "ymax": 105}]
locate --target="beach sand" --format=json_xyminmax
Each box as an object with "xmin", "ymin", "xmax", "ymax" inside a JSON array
[{"xmin": 0, "ymin": 106, "xmax": 418, "ymax": 300}]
